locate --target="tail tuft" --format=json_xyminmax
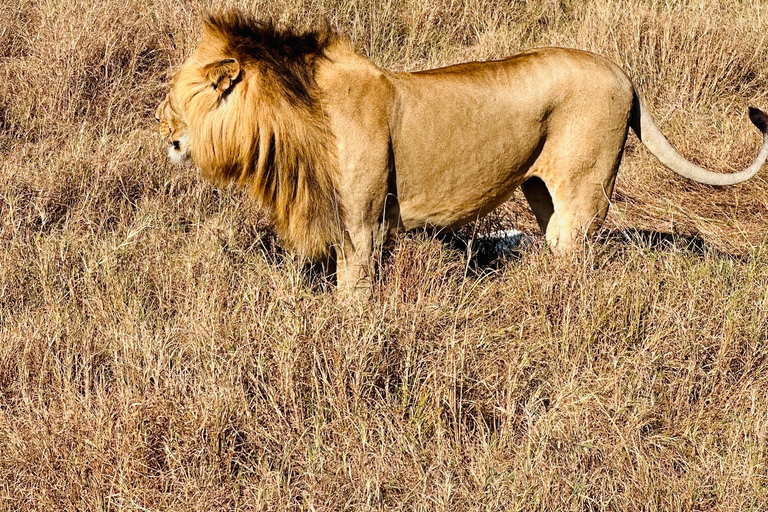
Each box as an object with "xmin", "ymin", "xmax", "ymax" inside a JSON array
[{"xmin": 748, "ymin": 107, "xmax": 768, "ymax": 134}]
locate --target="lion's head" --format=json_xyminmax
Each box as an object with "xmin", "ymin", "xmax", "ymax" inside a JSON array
[
  {"xmin": 155, "ymin": 95, "xmax": 191, "ymax": 165},
  {"xmin": 155, "ymin": 12, "xmax": 343, "ymax": 260}
]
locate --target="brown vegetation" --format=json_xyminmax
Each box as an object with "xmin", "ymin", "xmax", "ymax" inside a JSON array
[{"xmin": 1, "ymin": 0, "xmax": 767, "ymax": 510}]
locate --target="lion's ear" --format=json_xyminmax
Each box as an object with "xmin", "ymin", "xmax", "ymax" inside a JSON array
[{"xmin": 204, "ymin": 58, "xmax": 240, "ymax": 94}]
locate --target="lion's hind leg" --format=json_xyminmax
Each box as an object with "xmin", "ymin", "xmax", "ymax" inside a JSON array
[
  {"xmin": 528, "ymin": 111, "xmax": 627, "ymax": 254},
  {"xmin": 519, "ymin": 175, "xmax": 581, "ymax": 251},
  {"xmin": 543, "ymin": 166, "xmax": 618, "ymax": 254},
  {"xmin": 523, "ymin": 153, "xmax": 620, "ymax": 254}
]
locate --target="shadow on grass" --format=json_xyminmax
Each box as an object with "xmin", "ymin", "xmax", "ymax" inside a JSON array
[
  {"xmin": 596, "ymin": 228, "xmax": 737, "ymax": 260},
  {"xmin": 447, "ymin": 227, "xmax": 737, "ymax": 271},
  {"xmin": 439, "ymin": 230, "xmax": 530, "ymax": 271},
  {"xmin": 294, "ymin": 227, "xmax": 738, "ymax": 295}
]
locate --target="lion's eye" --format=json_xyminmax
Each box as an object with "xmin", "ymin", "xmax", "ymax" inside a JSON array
[
  {"xmin": 155, "ymin": 114, "xmax": 160, "ymax": 122},
  {"xmin": 172, "ymin": 140, "xmax": 181, "ymax": 151}
]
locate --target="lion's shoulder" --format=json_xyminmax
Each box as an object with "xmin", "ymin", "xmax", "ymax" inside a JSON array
[{"xmin": 316, "ymin": 42, "xmax": 394, "ymax": 113}]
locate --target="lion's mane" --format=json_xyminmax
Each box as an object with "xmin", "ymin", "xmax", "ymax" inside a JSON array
[{"xmin": 177, "ymin": 12, "xmax": 343, "ymax": 260}]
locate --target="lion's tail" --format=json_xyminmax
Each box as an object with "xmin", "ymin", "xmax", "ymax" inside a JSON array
[{"xmin": 629, "ymin": 90, "xmax": 768, "ymax": 186}]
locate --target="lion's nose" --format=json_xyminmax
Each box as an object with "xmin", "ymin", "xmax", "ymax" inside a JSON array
[{"xmin": 172, "ymin": 140, "xmax": 181, "ymax": 151}]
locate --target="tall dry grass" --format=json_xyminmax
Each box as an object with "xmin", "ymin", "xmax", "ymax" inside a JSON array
[{"xmin": 1, "ymin": 0, "xmax": 768, "ymax": 510}]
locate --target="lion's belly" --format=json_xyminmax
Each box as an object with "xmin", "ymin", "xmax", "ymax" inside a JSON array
[
  {"xmin": 392, "ymin": 112, "xmax": 545, "ymax": 231},
  {"xmin": 396, "ymin": 162, "xmax": 529, "ymax": 231}
]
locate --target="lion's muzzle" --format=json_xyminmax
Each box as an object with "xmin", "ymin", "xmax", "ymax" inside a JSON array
[{"xmin": 167, "ymin": 133, "xmax": 191, "ymax": 165}]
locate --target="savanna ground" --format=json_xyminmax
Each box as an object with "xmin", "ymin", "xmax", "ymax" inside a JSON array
[{"xmin": 1, "ymin": 0, "xmax": 768, "ymax": 510}]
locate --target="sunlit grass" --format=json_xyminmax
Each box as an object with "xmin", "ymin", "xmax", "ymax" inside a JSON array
[{"xmin": 1, "ymin": 0, "xmax": 768, "ymax": 509}]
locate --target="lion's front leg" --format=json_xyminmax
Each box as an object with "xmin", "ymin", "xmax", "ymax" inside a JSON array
[{"xmin": 335, "ymin": 231, "xmax": 374, "ymax": 298}]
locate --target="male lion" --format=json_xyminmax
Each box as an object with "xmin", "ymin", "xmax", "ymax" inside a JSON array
[{"xmin": 157, "ymin": 12, "xmax": 768, "ymax": 293}]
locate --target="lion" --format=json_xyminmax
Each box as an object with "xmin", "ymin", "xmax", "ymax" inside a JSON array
[{"xmin": 157, "ymin": 11, "xmax": 768, "ymax": 293}]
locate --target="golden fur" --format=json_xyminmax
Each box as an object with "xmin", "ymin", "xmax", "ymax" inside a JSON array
[{"xmin": 158, "ymin": 11, "xmax": 768, "ymax": 293}]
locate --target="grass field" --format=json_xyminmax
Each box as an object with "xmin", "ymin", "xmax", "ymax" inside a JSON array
[{"xmin": 2, "ymin": 0, "xmax": 768, "ymax": 510}]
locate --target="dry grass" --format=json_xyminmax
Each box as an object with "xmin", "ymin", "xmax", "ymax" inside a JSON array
[{"xmin": 2, "ymin": 0, "xmax": 768, "ymax": 510}]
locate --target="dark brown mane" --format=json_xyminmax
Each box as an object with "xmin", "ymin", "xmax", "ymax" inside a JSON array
[{"xmin": 204, "ymin": 12, "xmax": 335, "ymax": 107}]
